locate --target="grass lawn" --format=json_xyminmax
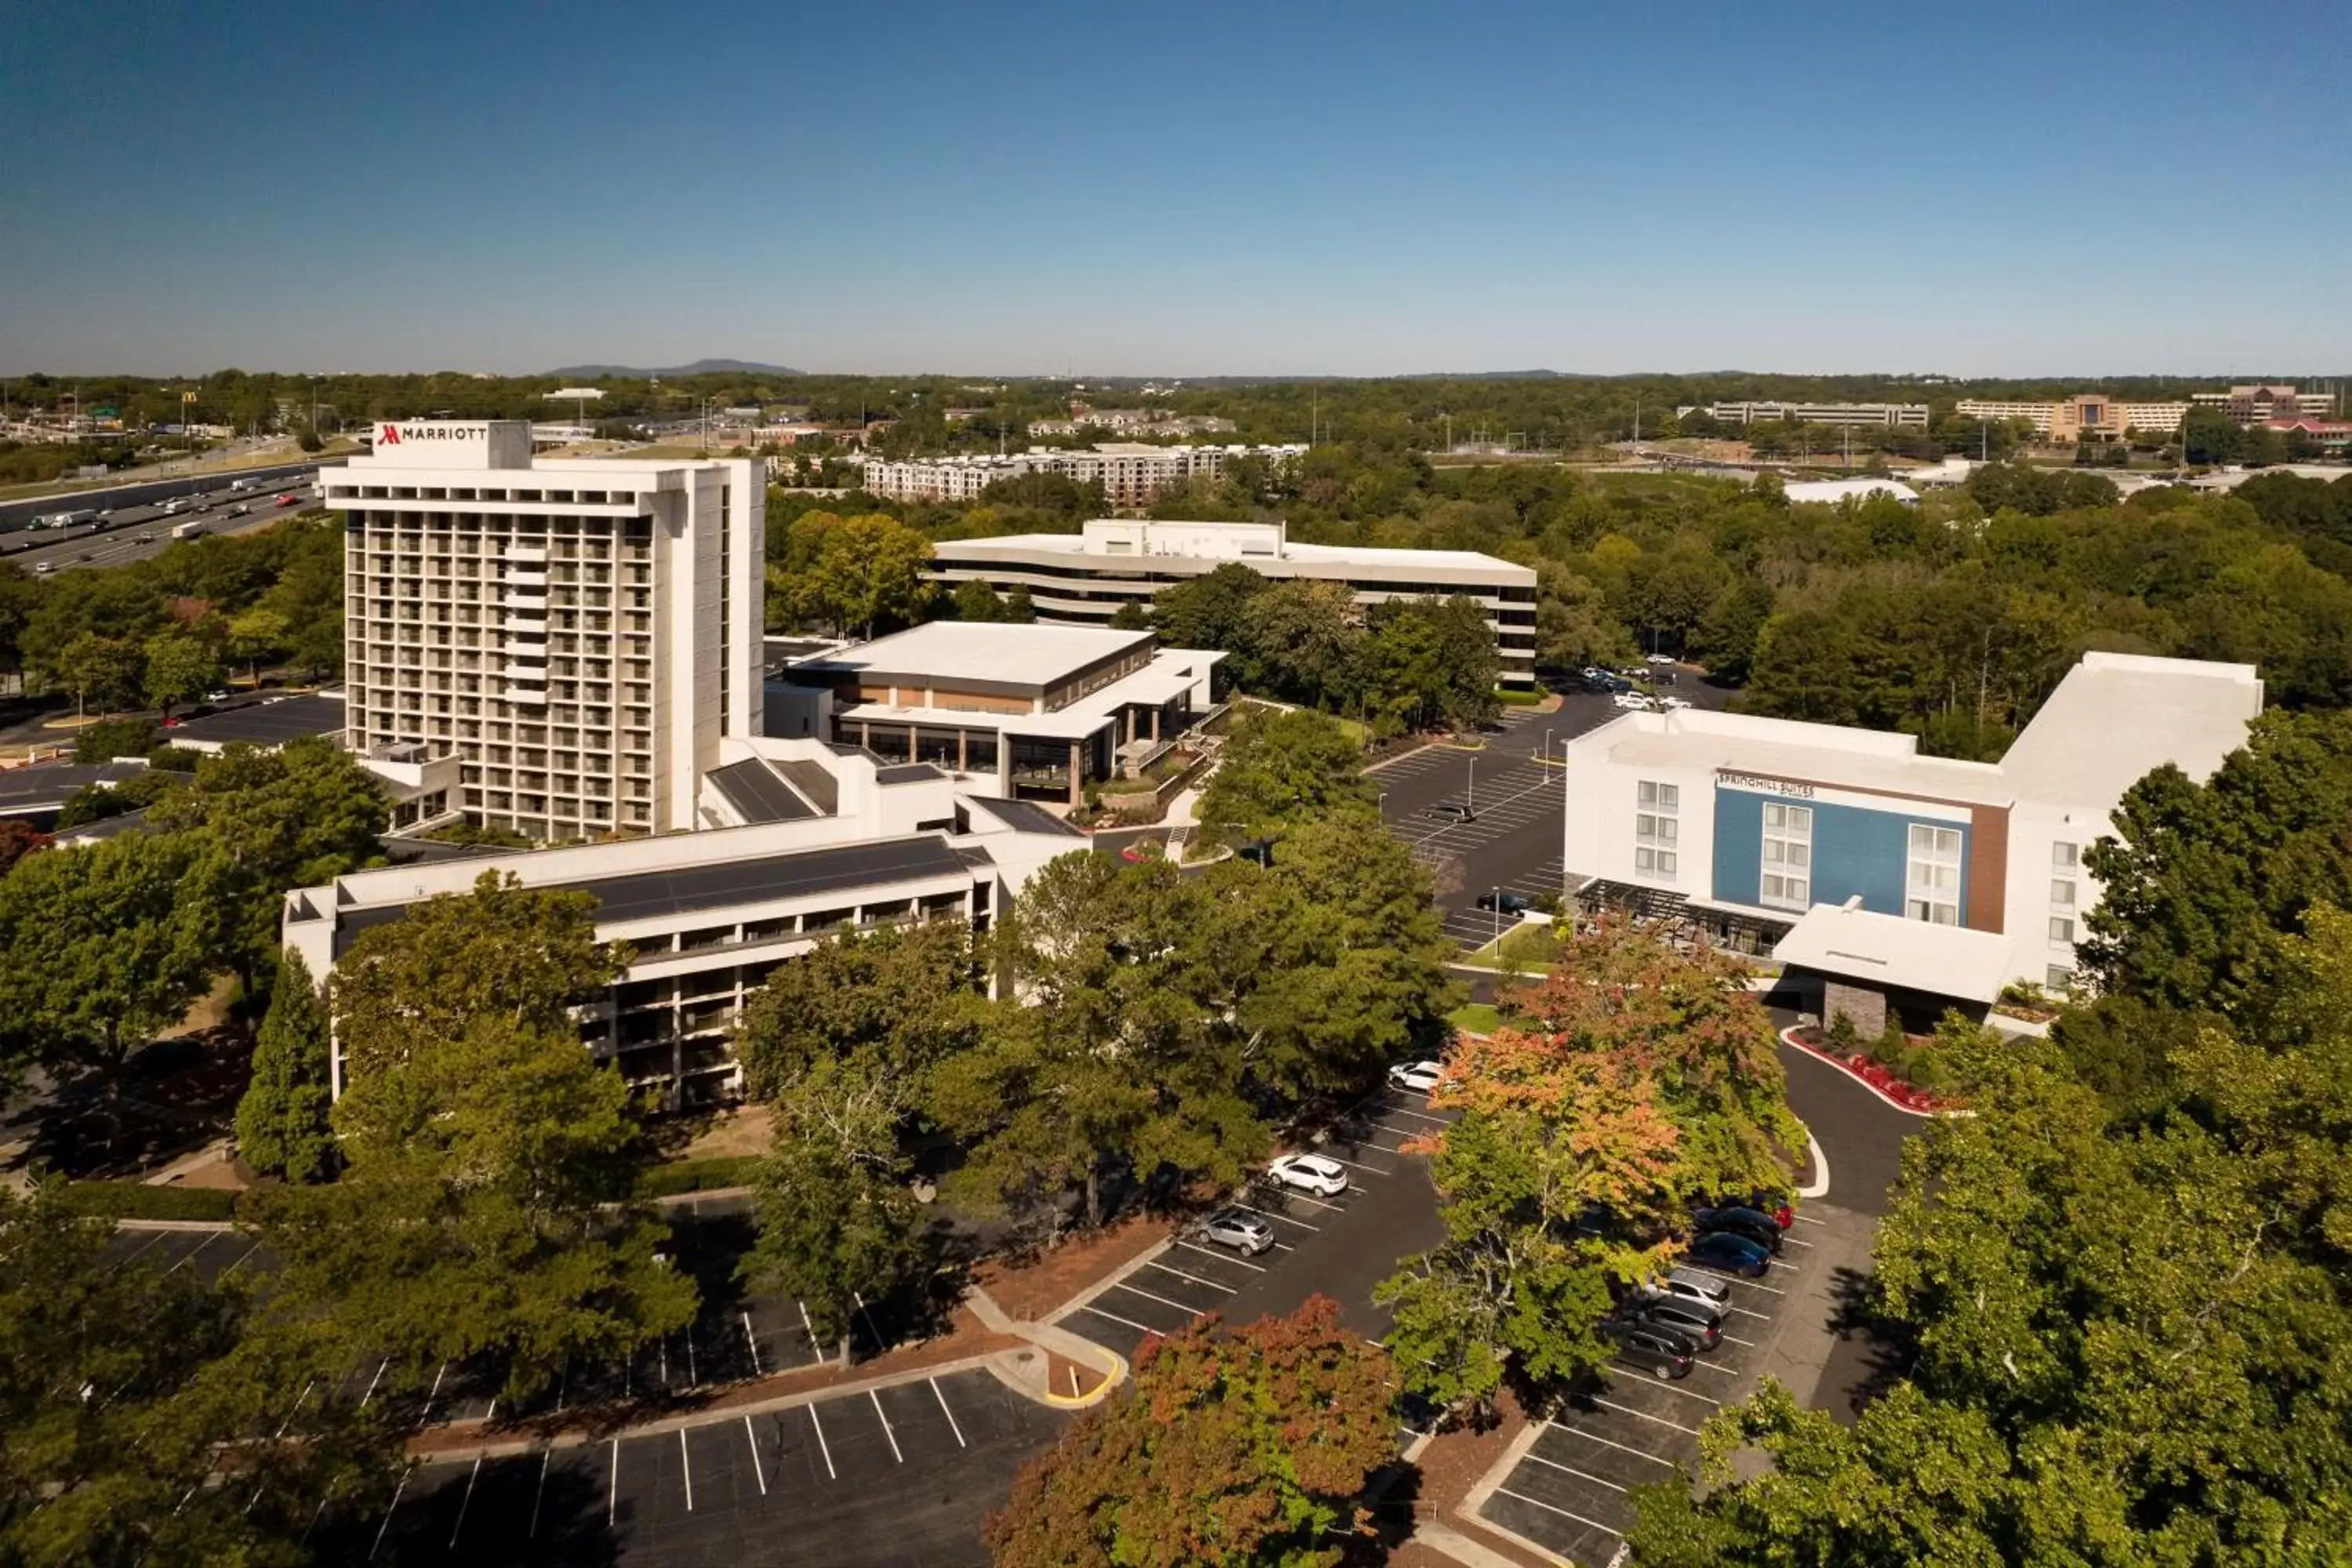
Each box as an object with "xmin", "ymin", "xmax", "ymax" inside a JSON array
[
  {"xmin": 1448, "ymin": 1003, "xmax": 1501, "ymax": 1036},
  {"xmin": 1461, "ymin": 920, "xmax": 1563, "ymax": 974}
]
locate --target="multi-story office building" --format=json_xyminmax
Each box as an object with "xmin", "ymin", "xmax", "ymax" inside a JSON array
[
  {"xmin": 2193, "ymin": 385, "xmax": 2337, "ymax": 421},
  {"xmin": 858, "ymin": 442, "xmax": 1305, "ymax": 508},
  {"xmin": 1557, "ymin": 652, "xmax": 2263, "ymax": 1025},
  {"xmin": 321, "ymin": 421, "xmax": 763, "ymax": 840},
  {"xmin": 1954, "ymin": 397, "xmax": 2190, "ymax": 437},
  {"xmin": 928, "ymin": 518, "xmax": 1541, "ymax": 687},
  {"xmin": 1696, "ymin": 401, "xmax": 1931, "ymax": 430},
  {"xmin": 285, "ymin": 732, "xmax": 1084, "ymax": 1105}
]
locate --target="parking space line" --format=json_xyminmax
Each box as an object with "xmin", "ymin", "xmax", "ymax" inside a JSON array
[
  {"xmin": 931, "ymin": 1377, "xmax": 967, "ymax": 1448},
  {"xmin": 1726, "ymin": 1305, "xmax": 1771, "ymax": 1321},
  {"xmin": 1780, "ymin": 1236, "xmax": 1816, "ymax": 1249},
  {"xmin": 448, "ymin": 1455, "xmax": 483, "ymax": 1546},
  {"xmin": 679, "ymin": 1427, "xmax": 695, "ymax": 1511},
  {"xmin": 1074, "ymin": 1301, "xmax": 1166, "ymax": 1338},
  {"xmin": 1316, "ymin": 1153, "xmax": 1396, "ymax": 1177},
  {"xmin": 869, "ymin": 1389, "xmax": 903, "ymax": 1464},
  {"xmin": 1693, "ymin": 1360, "xmax": 1741, "ymax": 1377},
  {"xmin": 1546, "ymin": 1422, "xmax": 1681, "ymax": 1466},
  {"xmin": 1381, "ymin": 1103, "xmax": 1449, "ymax": 1124},
  {"xmin": 607, "ymin": 1439, "xmax": 619, "ymax": 1526},
  {"xmin": 1267, "ymin": 1188, "xmax": 1347, "ymax": 1212},
  {"xmin": 1719, "ymin": 1333, "xmax": 1757, "ymax": 1348},
  {"xmin": 744, "ymin": 1415, "xmax": 768, "ymax": 1494},
  {"xmin": 164, "ymin": 1233, "xmax": 219, "ymax": 1275},
  {"xmin": 218, "ymin": 1241, "xmax": 263, "ymax": 1276},
  {"xmin": 799, "ymin": 1301, "xmax": 826, "ymax": 1366},
  {"xmin": 1174, "ymin": 1240, "xmax": 1266, "ymax": 1272},
  {"xmin": 417, "ymin": 1362, "xmax": 448, "ymax": 1427},
  {"xmin": 1111, "ymin": 1281, "xmax": 1209, "ymax": 1318},
  {"xmin": 1492, "ymin": 1486, "xmax": 1623, "ymax": 1537},
  {"xmin": 742, "ymin": 1312, "xmax": 763, "ymax": 1377},
  {"xmin": 527, "ymin": 1450, "xmax": 550, "ymax": 1538},
  {"xmin": 1232, "ymin": 1202, "xmax": 1319, "ymax": 1232},
  {"xmin": 1589, "ymin": 1396, "xmax": 1700, "ymax": 1435},
  {"xmin": 119, "ymin": 1229, "xmax": 175, "ymax": 1265},
  {"xmin": 1685, "ymin": 1265, "xmax": 1784, "ymax": 1295},
  {"xmin": 1793, "ymin": 1214, "xmax": 1826, "ymax": 1227},
  {"xmin": 808, "ymin": 1403, "xmax": 837, "ymax": 1479},
  {"xmin": 359, "ymin": 1357, "xmax": 389, "ymax": 1410},
  {"xmin": 1612, "ymin": 1364, "xmax": 1722, "ymax": 1403},
  {"xmin": 1524, "ymin": 1452, "xmax": 1627, "ymax": 1493},
  {"xmin": 1145, "ymin": 1260, "xmax": 1237, "ymax": 1294},
  {"xmin": 368, "ymin": 1466, "xmax": 411, "ymax": 1561}
]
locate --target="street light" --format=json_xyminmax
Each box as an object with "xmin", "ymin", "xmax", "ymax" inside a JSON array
[
  {"xmin": 1467, "ymin": 756, "xmax": 1475, "ymax": 818},
  {"xmin": 1493, "ymin": 885, "xmax": 1503, "ymax": 946}
]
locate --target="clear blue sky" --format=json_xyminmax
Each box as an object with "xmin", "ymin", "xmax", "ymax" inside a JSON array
[{"xmin": 3, "ymin": 0, "xmax": 2346, "ymax": 378}]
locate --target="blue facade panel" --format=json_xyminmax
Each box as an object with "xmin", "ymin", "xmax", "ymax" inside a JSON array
[{"xmin": 1710, "ymin": 788, "xmax": 1966, "ymax": 920}]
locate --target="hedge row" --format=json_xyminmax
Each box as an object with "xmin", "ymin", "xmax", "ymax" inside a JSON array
[{"xmin": 59, "ymin": 1181, "xmax": 240, "ymax": 1221}]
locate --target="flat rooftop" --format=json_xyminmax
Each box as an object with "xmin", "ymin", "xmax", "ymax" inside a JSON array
[
  {"xmin": 802, "ymin": 622, "xmax": 1154, "ymax": 689},
  {"xmin": 1773, "ymin": 902, "xmax": 2016, "ymax": 1004},
  {"xmin": 170, "ymin": 693, "xmax": 345, "ymax": 749},
  {"xmin": 1996, "ymin": 652, "xmax": 2262, "ymax": 808},
  {"xmin": 936, "ymin": 528, "xmax": 1534, "ymax": 577}
]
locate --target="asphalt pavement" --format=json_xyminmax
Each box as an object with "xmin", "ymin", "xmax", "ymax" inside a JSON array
[{"xmin": 0, "ymin": 475, "xmax": 321, "ymax": 575}]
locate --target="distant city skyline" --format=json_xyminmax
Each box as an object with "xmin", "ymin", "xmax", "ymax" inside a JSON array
[{"xmin": 3, "ymin": 0, "xmax": 2347, "ymax": 377}]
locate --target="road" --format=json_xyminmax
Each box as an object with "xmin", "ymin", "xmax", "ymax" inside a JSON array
[{"xmin": 0, "ymin": 477, "xmax": 322, "ymax": 575}]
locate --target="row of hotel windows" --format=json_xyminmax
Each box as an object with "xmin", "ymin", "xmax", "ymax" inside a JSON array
[{"xmin": 1635, "ymin": 787, "xmax": 2086, "ymax": 945}]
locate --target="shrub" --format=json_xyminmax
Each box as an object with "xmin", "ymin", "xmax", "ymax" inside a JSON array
[
  {"xmin": 633, "ymin": 1156, "xmax": 760, "ymax": 1200},
  {"xmin": 56, "ymin": 1182, "xmax": 239, "ymax": 1221},
  {"xmin": 1826, "ymin": 1011, "xmax": 1861, "ymax": 1052}
]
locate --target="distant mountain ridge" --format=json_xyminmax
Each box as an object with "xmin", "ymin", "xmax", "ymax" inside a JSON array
[{"xmin": 548, "ymin": 358, "xmax": 803, "ymax": 378}]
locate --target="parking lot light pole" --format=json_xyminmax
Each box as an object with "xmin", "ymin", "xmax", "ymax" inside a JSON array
[
  {"xmin": 1494, "ymin": 886, "xmax": 1502, "ymax": 945},
  {"xmin": 1467, "ymin": 757, "xmax": 1475, "ymax": 817}
]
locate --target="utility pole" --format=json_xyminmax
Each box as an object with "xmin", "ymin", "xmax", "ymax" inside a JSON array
[{"xmin": 1632, "ymin": 397, "xmax": 1641, "ymax": 443}]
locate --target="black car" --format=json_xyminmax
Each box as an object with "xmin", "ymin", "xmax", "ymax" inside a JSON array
[
  {"xmin": 1686, "ymin": 1229, "xmax": 1772, "ymax": 1279},
  {"xmin": 1425, "ymin": 803, "xmax": 1476, "ymax": 824},
  {"xmin": 1474, "ymin": 890, "xmax": 1531, "ymax": 914},
  {"xmin": 1692, "ymin": 1206, "xmax": 1785, "ymax": 1255},
  {"xmin": 1623, "ymin": 1296, "xmax": 1722, "ymax": 1349},
  {"xmin": 1599, "ymin": 1316, "xmax": 1698, "ymax": 1379}
]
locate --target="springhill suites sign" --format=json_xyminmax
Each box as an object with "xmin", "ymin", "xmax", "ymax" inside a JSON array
[{"xmin": 1718, "ymin": 770, "xmax": 1815, "ymax": 799}]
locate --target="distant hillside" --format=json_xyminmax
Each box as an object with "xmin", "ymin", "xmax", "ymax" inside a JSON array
[{"xmin": 548, "ymin": 358, "xmax": 803, "ymax": 378}]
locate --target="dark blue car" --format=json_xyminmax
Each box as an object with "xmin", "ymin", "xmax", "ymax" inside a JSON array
[{"xmin": 1686, "ymin": 1229, "xmax": 1772, "ymax": 1279}]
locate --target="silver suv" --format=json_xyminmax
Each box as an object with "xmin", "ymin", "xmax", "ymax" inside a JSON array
[{"xmin": 1199, "ymin": 1207, "xmax": 1276, "ymax": 1257}]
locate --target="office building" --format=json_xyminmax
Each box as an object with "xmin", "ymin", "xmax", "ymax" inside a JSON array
[
  {"xmin": 858, "ymin": 443, "xmax": 1305, "ymax": 508},
  {"xmin": 928, "ymin": 519, "xmax": 1541, "ymax": 687},
  {"xmin": 1696, "ymin": 401, "xmax": 1931, "ymax": 430},
  {"xmin": 320, "ymin": 420, "xmax": 764, "ymax": 840},
  {"xmin": 1954, "ymin": 397, "xmax": 2190, "ymax": 437},
  {"xmin": 284, "ymin": 733, "xmax": 1085, "ymax": 1105},
  {"xmin": 2193, "ymin": 385, "xmax": 2337, "ymax": 421},
  {"xmin": 768, "ymin": 622, "xmax": 1222, "ymax": 804},
  {"xmin": 1557, "ymin": 652, "xmax": 2262, "ymax": 1024}
]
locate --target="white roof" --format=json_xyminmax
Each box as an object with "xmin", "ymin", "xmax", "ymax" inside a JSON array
[
  {"xmin": 1771, "ymin": 902, "xmax": 2016, "ymax": 1004},
  {"xmin": 1995, "ymin": 652, "xmax": 2261, "ymax": 808},
  {"xmin": 816, "ymin": 622, "xmax": 1151, "ymax": 687},
  {"xmin": 1585, "ymin": 709, "xmax": 2013, "ymax": 806},
  {"xmin": 1781, "ymin": 478, "xmax": 1919, "ymax": 505},
  {"xmin": 937, "ymin": 529, "xmax": 1535, "ymax": 579}
]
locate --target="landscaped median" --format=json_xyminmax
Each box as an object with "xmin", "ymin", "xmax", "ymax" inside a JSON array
[
  {"xmin": 1779, "ymin": 1023, "xmax": 1965, "ymax": 1116},
  {"xmin": 1456, "ymin": 917, "xmax": 1563, "ymax": 975}
]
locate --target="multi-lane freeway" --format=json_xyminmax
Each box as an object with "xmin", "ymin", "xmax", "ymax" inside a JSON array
[{"xmin": 0, "ymin": 472, "xmax": 325, "ymax": 575}]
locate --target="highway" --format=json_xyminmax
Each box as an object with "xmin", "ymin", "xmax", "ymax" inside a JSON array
[
  {"xmin": 0, "ymin": 456, "xmax": 325, "ymax": 531},
  {"xmin": 0, "ymin": 476, "xmax": 325, "ymax": 576}
]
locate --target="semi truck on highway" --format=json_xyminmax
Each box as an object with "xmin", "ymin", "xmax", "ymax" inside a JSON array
[
  {"xmin": 41, "ymin": 508, "xmax": 97, "ymax": 529},
  {"xmin": 170, "ymin": 518, "xmax": 207, "ymax": 540}
]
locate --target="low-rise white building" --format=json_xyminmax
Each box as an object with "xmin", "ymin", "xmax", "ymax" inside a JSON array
[
  {"xmin": 929, "ymin": 519, "xmax": 1541, "ymax": 687},
  {"xmin": 283, "ymin": 729, "xmax": 1087, "ymax": 1105},
  {"xmin": 1557, "ymin": 652, "xmax": 2263, "ymax": 1022},
  {"xmin": 1697, "ymin": 401, "xmax": 1931, "ymax": 430}
]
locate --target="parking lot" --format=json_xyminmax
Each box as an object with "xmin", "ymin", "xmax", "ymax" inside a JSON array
[
  {"xmin": 1472, "ymin": 1211, "xmax": 1828, "ymax": 1566},
  {"xmin": 319, "ymin": 1366, "xmax": 1068, "ymax": 1566}
]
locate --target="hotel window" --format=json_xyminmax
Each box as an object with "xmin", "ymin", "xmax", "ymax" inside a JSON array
[
  {"xmin": 2049, "ymin": 841, "xmax": 2079, "ymax": 946},
  {"xmin": 2049, "ymin": 916, "xmax": 2077, "ymax": 944},
  {"xmin": 1635, "ymin": 780, "xmax": 1679, "ymax": 880},
  {"xmin": 1759, "ymin": 802, "xmax": 1812, "ymax": 911},
  {"xmin": 1906, "ymin": 823, "xmax": 1962, "ymax": 925}
]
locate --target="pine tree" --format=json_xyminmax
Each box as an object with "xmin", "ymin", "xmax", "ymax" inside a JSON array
[{"xmin": 235, "ymin": 948, "xmax": 335, "ymax": 1182}]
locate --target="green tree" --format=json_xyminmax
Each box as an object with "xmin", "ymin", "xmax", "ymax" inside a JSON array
[
  {"xmin": 950, "ymin": 576, "xmax": 1007, "ymax": 622},
  {"xmin": 235, "ymin": 947, "xmax": 336, "ymax": 1183},
  {"xmin": 1152, "ymin": 561, "xmax": 1268, "ymax": 656},
  {"xmin": 1690, "ymin": 577, "xmax": 1776, "ymax": 684},
  {"xmin": 0, "ymin": 832, "xmax": 210, "ymax": 1094},
  {"xmin": 1195, "ymin": 705, "xmax": 1374, "ymax": 839},
  {"xmin": 141, "ymin": 627, "xmax": 220, "ymax": 716},
  {"xmin": 1106, "ymin": 598, "xmax": 1151, "ymax": 630},
  {"xmin": 986, "ymin": 1298, "xmax": 1396, "ymax": 1568},
  {"xmin": 1003, "ymin": 581, "xmax": 1038, "ymax": 622},
  {"xmin": 150, "ymin": 736, "xmax": 386, "ymax": 1001},
  {"xmin": 768, "ymin": 510, "xmax": 936, "ymax": 637},
  {"xmin": 734, "ymin": 919, "xmax": 979, "ymax": 1102},
  {"xmin": 1359, "ymin": 595, "xmax": 1499, "ymax": 731},
  {"xmin": 1241, "ymin": 579, "xmax": 1363, "ymax": 709},
  {"xmin": 250, "ymin": 874, "xmax": 693, "ymax": 1400},
  {"xmin": 56, "ymin": 630, "xmax": 143, "ymax": 717},
  {"xmin": 742, "ymin": 1053, "xmax": 924, "ymax": 1367},
  {"xmin": 0, "ymin": 1184, "xmax": 398, "ymax": 1566},
  {"xmin": 71, "ymin": 716, "xmax": 156, "ymax": 763},
  {"xmin": 225, "ymin": 604, "xmax": 289, "ymax": 686}
]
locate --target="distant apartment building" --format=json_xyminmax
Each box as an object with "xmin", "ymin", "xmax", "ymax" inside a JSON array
[
  {"xmin": 1954, "ymin": 397, "xmax": 2190, "ymax": 437},
  {"xmin": 858, "ymin": 443, "xmax": 1306, "ymax": 508},
  {"xmin": 321, "ymin": 420, "xmax": 764, "ymax": 842},
  {"xmin": 928, "ymin": 518, "xmax": 1541, "ymax": 687},
  {"xmin": 1694, "ymin": 401, "xmax": 1931, "ymax": 430},
  {"xmin": 1027, "ymin": 406, "xmax": 1239, "ymax": 438}
]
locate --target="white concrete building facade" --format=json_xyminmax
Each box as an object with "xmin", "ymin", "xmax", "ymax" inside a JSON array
[
  {"xmin": 858, "ymin": 443, "xmax": 1306, "ymax": 508},
  {"xmin": 1696, "ymin": 401, "xmax": 1931, "ymax": 430},
  {"xmin": 929, "ymin": 519, "xmax": 1541, "ymax": 687},
  {"xmin": 1557, "ymin": 652, "xmax": 2263, "ymax": 1012},
  {"xmin": 321, "ymin": 421, "xmax": 763, "ymax": 840}
]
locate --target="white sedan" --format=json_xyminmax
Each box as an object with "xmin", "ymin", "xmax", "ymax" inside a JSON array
[
  {"xmin": 1266, "ymin": 1153, "xmax": 1349, "ymax": 1197},
  {"xmin": 1659, "ymin": 695, "xmax": 1693, "ymax": 710},
  {"xmin": 1612, "ymin": 691, "xmax": 1654, "ymax": 711},
  {"xmin": 1388, "ymin": 1059, "xmax": 1444, "ymax": 1093},
  {"xmin": 1645, "ymin": 653, "xmax": 1677, "ymax": 666}
]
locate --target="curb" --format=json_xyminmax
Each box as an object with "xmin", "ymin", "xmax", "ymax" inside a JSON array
[
  {"xmin": 1777, "ymin": 1026, "xmax": 1958, "ymax": 1119},
  {"xmin": 1044, "ymin": 1235, "xmax": 1177, "ymax": 1330}
]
